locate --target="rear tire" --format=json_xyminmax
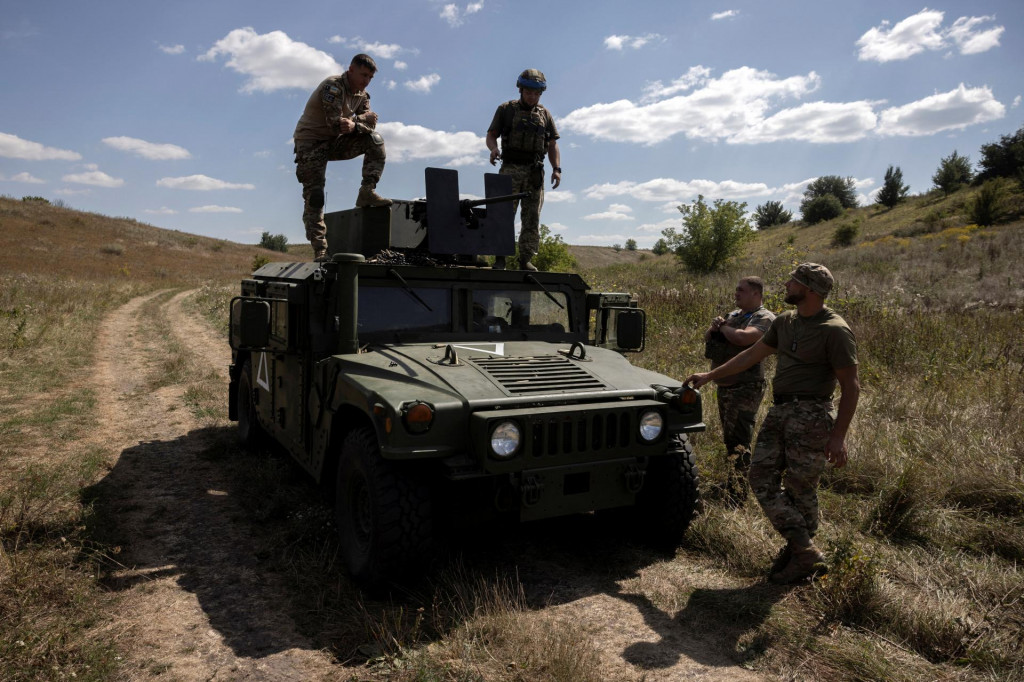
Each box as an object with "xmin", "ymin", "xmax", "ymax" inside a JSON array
[
  {"xmin": 335, "ymin": 427, "xmax": 433, "ymax": 586},
  {"xmin": 237, "ymin": 359, "xmax": 265, "ymax": 449}
]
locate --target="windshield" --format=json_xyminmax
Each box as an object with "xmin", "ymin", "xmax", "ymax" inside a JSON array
[
  {"xmin": 358, "ymin": 287, "xmax": 451, "ymax": 334},
  {"xmin": 472, "ymin": 288, "xmax": 569, "ymax": 334}
]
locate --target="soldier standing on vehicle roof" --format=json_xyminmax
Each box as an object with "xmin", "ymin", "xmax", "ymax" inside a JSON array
[
  {"xmin": 704, "ymin": 276, "xmax": 775, "ymax": 506},
  {"xmin": 685, "ymin": 264, "xmax": 860, "ymax": 585},
  {"xmin": 294, "ymin": 53, "xmax": 392, "ymax": 261},
  {"xmin": 486, "ymin": 69, "xmax": 561, "ymax": 271}
]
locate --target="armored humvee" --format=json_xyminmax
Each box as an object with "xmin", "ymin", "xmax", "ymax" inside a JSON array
[{"xmin": 229, "ymin": 168, "xmax": 705, "ymax": 584}]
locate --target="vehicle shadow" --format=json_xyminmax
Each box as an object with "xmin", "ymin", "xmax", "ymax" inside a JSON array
[{"xmin": 84, "ymin": 427, "xmax": 784, "ymax": 672}]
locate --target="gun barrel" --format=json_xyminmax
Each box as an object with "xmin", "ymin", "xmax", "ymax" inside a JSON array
[{"xmin": 460, "ymin": 191, "xmax": 530, "ymax": 209}]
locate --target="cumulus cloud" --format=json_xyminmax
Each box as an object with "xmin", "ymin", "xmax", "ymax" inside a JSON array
[
  {"xmin": 0, "ymin": 171, "xmax": 45, "ymax": 183},
  {"xmin": 200, "ymin": 27, "xmax": 342, "ymax": 93},
  {"xmin": 711, "ymin": 10, "xmax": 738, "ymax": 20},
  {"xmin": 877, "ymin": 84, "xmax": 1005, "ymax": 136},
  {"xmin": 102, "ymin": 136, "xmax": 191, "ymax": 160},
  {"xmin": 159, "ymin": 44, "xmax": 185, "ymax": 55},
  {"xmin": 394, "ymin": 60, "xmax": 408, "ymax": 70},
  {"xmin": 564, "ymin": 65, "xmax": 1006, "ymax": 145},
  {"xmin": 1013, "ymin": 95, "xmax": 1022, "ymax": 109},
  {"xmin": 857, "ymin": 9, "xmax": 1004, "ymax": 62},
  {"xmin": 189, "ymin": 205, "xmax": 243, "ymax": 213},
  {"xmin": 584, "ymin": 204, "xmax": 634, "ymax": 221},
  {"xmin": 0, "ymin": 132, "xmax": 81, "ymax": 160},
  {"xmin": 375, "ymin": 122, "xmax": 484, "ymax": 165},
  {"xmin": 636, "ymin": 218, "xmax": 682, "ymax": 233},
  {"xmin": 327, "ymin": 36, "xmax": 417, "ymax": 61},
  {"xmin": 62, "ymin": 169, "xmax": 124, "ymax": 187},
  {"xmin": 604, "ymin": 34, "xmax": 663, "ymax": 50},
  {"xmin": 405, "ymin": 73, "xmax": 441, "ymax": 93},
  {"xmin": 584, "ymin": 177, "xmax": 774, "ymax": 203},
  {"xmin": 441, "ymin": 2, "xmax": 483, "ymax": 27},
  {"xmin": 544, "ymin": 190, "xmax": 576, "ymax": 203},
  {"xmin": 156, "ymin": 174, "xmax": 255, "ymax": 190},
  {"xmin": 145, "ymin": 207, "xmax": 178, "ymax": 215}
]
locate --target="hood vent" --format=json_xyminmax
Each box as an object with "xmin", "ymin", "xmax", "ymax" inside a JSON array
[{"xmin": 472, "ymin": 355, "xmax": 608, "ymax": 396}]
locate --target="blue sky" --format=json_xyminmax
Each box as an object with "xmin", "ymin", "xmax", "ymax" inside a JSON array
[{"xmin": 1, "ymin": 1, "xmax": 1021, "ymax": 248}]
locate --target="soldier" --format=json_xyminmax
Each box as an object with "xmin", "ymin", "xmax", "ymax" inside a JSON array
[
  {"xmin": 294, "ymin": 53, "xmax": 392, "ymax": 261},
  {"xmin": 704, "ymin": 276, "xmax": 775, "ymax": 505},
  {"xmin": 486, "ymin": 69, "xmax": 561, "ymax": 271},
  {"xmin": 685, "ymin": 264, "xmax": 860, "ymax": 584}
]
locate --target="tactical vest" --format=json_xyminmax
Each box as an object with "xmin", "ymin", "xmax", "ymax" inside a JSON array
[{"xmin": 501, "ymin": 102, "xmax": 548, "ymax": 165}]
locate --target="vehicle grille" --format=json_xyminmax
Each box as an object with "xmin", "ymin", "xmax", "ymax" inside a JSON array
[
  {"xmin": 527, "ymin": 409, "xmax": 635, "ymax": 458},
  {"xmin": 473, "ymin": 355, "xmax": 608, "ymax": 396}
]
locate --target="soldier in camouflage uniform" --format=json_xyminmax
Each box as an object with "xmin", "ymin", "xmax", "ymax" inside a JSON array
[
  {"xmin": 704, "ymin": 277, "xmax": 775, "ymax": 505},
  {"xmin": 486, "ymin": 69, "xmax": 561, "ymax": 271},
  {"xmin": 294, "ymin": 54, "xmax": 391, "ymax": 260},
  {"xmin": 686, "ymin": 264, "xmax": 860, "ymax": 584}
]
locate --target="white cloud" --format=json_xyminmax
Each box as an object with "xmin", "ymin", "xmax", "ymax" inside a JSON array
[
  {"xmin": 636, "ymin": 218, "xmax": 681, "ymax": 233},
  {"xmin": 102, "ymin": 136, "xmax": 191, "ymax": 160},
  {"xmin": 711, "ymin": 10, "xmax": 738, "ymax": 20},
  {"xmin": 189, "ymin": 205, "xmax": 243, "ymax": 213},
  {"xmin": 55, "ymin": 188, "xmax": 91, "ymax": 195},
  {"xmin": 0, "ymin": 132, "xmax": 81, "ymax": 160},
  {"xmin": 583, "ymin": 177, "xmax": 774, "ymax": 202},
  {"xmin": 604, "ymin": 34, "xmax": 663, "ymax": 51},
  {"xmin": 394, "ymin": 60, "xmax": 408, "ymax": 70},
  {"xmin": 440, "ymin": 2, "xmax": 482, "ymax": 27},
  {"xmin": 857, "ymin": 9, "xmax": 1004, "ymax": 62},
  {"xmin": 562, "ymin": 66, "xmax": 821, "ymax": 145},
  {"xmin": 145, "ymin": 207, "xmax": 178, "ymax": 215},
  {"xmin": 156, "ymin": 174, "xmax": 255, "ymax": 190},
  {"xmin": 641, "ymin": 66, "xmax": 712, "ymax": 103},
  {"xmin": 877, "ymin": 84, "xmax": 1005, "ymax": 137},
  {"xmin": 62, "ymin": 170, "xmax": 124, "ymax": 187},
  {"xmin": 200, "ymin": 27, "xmax": 342, "ymax": 93},
  {"xmin": 376, "ymin": 121, "xmax": 484, "ymax": 165},
  {"xmin": 405, "ymin": 73, "xmax": 441, "ymax": 93},
  {"xmin": 730, "ymin": 100, "xmax": 879, "ymax": 144},
  {"xmin": 159, "ymin": 44, "xmax": 185, "ymax": 55},
  {"xmin": 0, "ymin": 172, "xmax": 45, "ymax": 184},
  {"xmin": 328, "ymin": 36, "xmax": 416, "ymax": 61},
  {"xmin": 584, "ymin": 204, "xmax": 634, "ymax": 221},
  {"xmin": 544, "ymin": 190, "xmax": 576, "ymax": 203},
  {"xmin": 1013, "ymin": 95, "xmax": 1022, "ymax": 109},
  {"xmin": 546, "ymin": 222, "xmax": 569, "ymax": 232}
]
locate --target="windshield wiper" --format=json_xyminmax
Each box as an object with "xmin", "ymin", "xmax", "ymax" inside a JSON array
[
  {"xmin": 387, "ymin": 268, "xmax": 433, "ymax": 312},
  {"xmin": 525, "ymin": 274, "xmax": 565, "ymax": 309}
]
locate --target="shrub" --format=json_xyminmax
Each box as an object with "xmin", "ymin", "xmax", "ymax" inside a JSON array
[
  {"xmin": 976, "ymin": 124, "xmax": 1024, "ymax": 183},
  {"xmin": 970, "ymin": 179, "xmax": 1006, "ymax": 226},
  {"xmin": 513, "ymin": 224, "xmax": 576, "ymax": 272},
  {"xmin": 21, "ymin": 196, "xmax": 49, "ymax": 204},
  {"xmin": 651, "ymin": 238, "xmax": 670, "ymax": 255},
  {"xmin": 803, "ymin": 175, "xmax": 859, "ymax": 209},
  {"xmin": 661, "ymin": 195, "xmax": 752, "ymax": 273},
  {"xmin": 932, "ymin": 151, "xmax": 973, "ymax": 196},
  {"xmin": 753, "ymin": 200, "xmax": 793, "ymax": 229},
  {"xmin": 612, "ymin": 243, "xmax": 622, "ymax": 252},
  {"xmin": 801, "ymin": 194, "xmax": 844, "ymax": 224},
  {"xmin": 625, "ymin": 238, "xmax": 637, "ymax": 251},
  {"xmin": 875, "ymin": 165, "xmax": 909, "ymax": 208},
  {"xmin": 258, "ymin": 231, "xmax": 289, "ymax": 252},
  {"xmin": 251, "ymin": 254, "xmax": 271, "ymax": 271},
  {"xmin": 832, "ymin": 221, "xmax": 859, "ymax": 247}
]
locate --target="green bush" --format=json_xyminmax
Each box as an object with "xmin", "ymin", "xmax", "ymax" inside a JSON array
[
  {"xmin": 970, "ymin": 179, "xmax": 1006, "ymax": 226},
  {"xmin": 660, "ymin": 195, "xmax": 752, "ymax": 273},
  {"xmin": 875, "ymin": 165, "xmax": 909, "ymax": 208},
  {"xmin": 512, "ymin": 224, "xmax": 576, "ymax": 272},
  {"xmin": 651, "ymin": 238, "xmax": 669, "ymax": 255},
  {"xmin": 803, "ymin": 175, "xmax": 859, "ymax": 209},
  {"xmin": 753, "ymin": 200, "xmax": 793, "ymax": 229},
  {"xmin": 625, "ymin": 238, "xmax": 637, "ymax": 251},
  {"xmin": 932, "ymin": 150, "xmax": 973, "ymax": 196},
  {"xmin": 832, "ymin": 220, "xmax": 860, "ymax": 247},
  {"xmin": 21, "ymin": 196, "xmax": 49, "ymax": 204},
  {"xmin": 258, "ymin": 231, "xmax": 289, "ymax": 252},
  {"xmin": 801, "ymin": 194, "xmax": 843, "ymax": 224}
]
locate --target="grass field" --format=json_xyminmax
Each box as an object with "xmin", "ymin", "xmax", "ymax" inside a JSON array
[{"xmin": 2, "ymin": 188, "xmax": 1023, "ymax": 680}]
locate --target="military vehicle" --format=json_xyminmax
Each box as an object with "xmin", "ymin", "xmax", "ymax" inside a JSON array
[{"xmin": 229, "ymin": 168, "xmax": 705, "ymax": 584}]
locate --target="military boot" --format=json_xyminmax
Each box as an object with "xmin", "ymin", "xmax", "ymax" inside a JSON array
[
  {"xmin": 519, "ymin": 258, "xmax": 538, "ymax": 272},
  {"xmin": 769, "ymin": 542, "xmax": 793, "ymax": 577},
  {"xmin": 314, "ymin": 247, "xmax": 330, "ymax": 262},
  {"xmin": 769, "ymin": 537, "xmax": 827, "ymax": 585},
  {"xmin": 356, "ymin": 185, "xmax": 393, "ymax": 208},
  {"xmin": 492, "ymin": 256, "xmax": 506, "ymax": 270}
]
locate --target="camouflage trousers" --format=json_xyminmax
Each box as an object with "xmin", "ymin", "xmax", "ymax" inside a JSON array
[
  {"xmin": 750, "ymin": 400, "xmax": 835, "ymax": 541},
  {"xmin": 716, "ymin": 380, "xmax": 765, "ymax": 500},
  {"xmin": 295, "ymin": 134, "xmax": 387, "ymax": 250},
  {"xmin": 499, "ymin": 163, "xmax": 544, "ymax": 261}
]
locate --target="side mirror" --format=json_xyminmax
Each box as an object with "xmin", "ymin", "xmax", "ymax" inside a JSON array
[
  {"xmin": 232, "ymin": 299, "xmax": 270, "ymax": 349},
  {"xmin": 616, "ymin": 310, "xmax": 645, "ymax": 352}
]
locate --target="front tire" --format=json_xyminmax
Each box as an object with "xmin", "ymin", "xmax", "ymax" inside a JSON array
[
  {"xmin": 335, "ymin": 427, "xmax": 433, "ymax": 585},
  {"xmin": 237, "ymin": 359, "xmax": 265, "ymax": 449},
  {"xmin": 635, "ymin": 433, "xmax": 700, "ymax": 548}
]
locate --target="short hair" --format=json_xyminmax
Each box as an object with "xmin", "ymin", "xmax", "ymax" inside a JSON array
[
  {"xmin": 350, "ymin": 54, "xmax": 378, "ymax": 73},
  {"xmin": 739, "ymin": 276, "xmax": 764, "ymax": 295}
]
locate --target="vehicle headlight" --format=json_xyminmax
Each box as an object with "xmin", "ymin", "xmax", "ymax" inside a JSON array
[
  {"xmin": 490, "ymin": 420, "xmax": 521, "ymax": 459},
  {"xmin": 638, "ymin": 410, "xmax": 663, "ymax": 442}
]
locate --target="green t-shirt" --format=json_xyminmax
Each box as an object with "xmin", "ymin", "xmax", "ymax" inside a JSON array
[{"xmin": 762, "ymin": 307, "xmax": 857, "ymax": 397}]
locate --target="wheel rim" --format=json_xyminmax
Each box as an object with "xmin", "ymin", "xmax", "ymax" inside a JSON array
[{"xmin": 350, "ymin": 475, "xmax": 373, "ymax": 549}]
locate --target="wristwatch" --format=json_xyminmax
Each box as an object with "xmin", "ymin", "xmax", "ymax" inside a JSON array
[{"xmin": 553, "ymin": 166, "xmax": 562, "ymax": 172}]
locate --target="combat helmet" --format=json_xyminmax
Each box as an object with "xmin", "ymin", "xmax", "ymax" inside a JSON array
[{"xmin": 516, "ymin": 69, "xmax": 547, "ymax": 91}]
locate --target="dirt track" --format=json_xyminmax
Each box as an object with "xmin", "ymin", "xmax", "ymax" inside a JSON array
[{"xmin": 85, "ymin": 290, "xmax": 769, "ymax": 681}]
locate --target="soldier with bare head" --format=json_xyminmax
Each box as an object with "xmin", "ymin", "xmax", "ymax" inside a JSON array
[
  {"xmin": 294, "ymin": 53, "xmax": 392, "ymax": 261},
  {"xmin": 486, "ymin": 69, "xmax": 561, "ymax": 271},
  {"xmin": 704, "ymin": 276, "xmax": 775, "ymax": 505},
  {"xmin": 686, "ymin": 264, "xmax": 860, "ymax": 584}
]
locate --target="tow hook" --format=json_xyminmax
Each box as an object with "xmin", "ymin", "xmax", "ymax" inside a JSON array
[
  {"xmin": 521, "ymin": 474, "xmax": 544, "ymax": 507},
  {"xmin": 625, "ymin": 463, "xmax": 645, "ymax": 493}
]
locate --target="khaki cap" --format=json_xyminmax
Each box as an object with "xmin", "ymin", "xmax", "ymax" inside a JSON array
[{"xmin": 789, "ymin": 262, "xmax": 834, "ymax": 297}]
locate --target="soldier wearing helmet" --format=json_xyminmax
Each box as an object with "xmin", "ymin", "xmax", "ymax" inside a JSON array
[{"xmin": 486, "ymin": 69, "xmax": 561, "ymax": 271}]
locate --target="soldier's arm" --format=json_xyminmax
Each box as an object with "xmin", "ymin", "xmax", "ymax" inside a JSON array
[
  {"xmin": 486, "ymin": 131, "xmax": 501, "ymax": 165},
  {"xmin": 826, "ymin": 364, "xmax": 860, "ymax": 468},
  {"xmin": 685, "ymin": 339, "xmax": 775, "ymax": 389},
  {"xmin": 547, "ymin": 139, "xmax": 561, "ymax": 189},
  {"xmin": 318, "ymin": 82, "xmax": 352, "ymax": 136},
  {"xmin": 352, "ymin": 97, "xmax": 377, "ymax": 134},
  {"xmin": 720, "ymin": 323, "xmax": 763, "ymax": 347}
]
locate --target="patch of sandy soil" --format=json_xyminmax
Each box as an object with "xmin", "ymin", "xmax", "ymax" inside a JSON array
[{"xmin": 84, "ymin": 290, "xmax": 768, "ymax": 681}]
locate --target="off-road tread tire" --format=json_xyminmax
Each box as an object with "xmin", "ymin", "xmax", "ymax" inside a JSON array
[
  {"xmin": 636, "ymin": 432, "xmax": 700, "ymax": 548},
  {"xmin": 237, "ymin": 359, "xmax": 265, "ymax": 449},
  {"xmin": 336, "ymin": 427, "xmax": 433, "ymax": 586}
]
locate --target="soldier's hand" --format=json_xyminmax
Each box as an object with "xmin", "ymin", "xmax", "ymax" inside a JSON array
[
  {"xmin": 489, "ymin": 149, "xmax": 501, "ymax": 165},
  {"xmin": 684, "ymin": 372, "xmax": 711, "ymax": 389},
  {"xmin": 364, "ymin": 111, "xmax": 378, "ymax": 126},
  {"xmin": 341, "ymin": 118, "xmax": 356, "ymax": 134},
  {"xmin": 825, "ymin": 434, "xmax": 848, "ymax": 468},
  {"xmin": 551, "ymin": 169, "xmax": 561, "ymax": 189}
]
